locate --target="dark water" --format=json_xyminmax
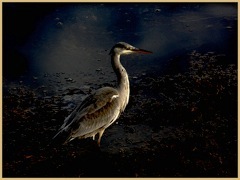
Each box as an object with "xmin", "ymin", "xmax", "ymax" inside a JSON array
[
  {"xmin": 3, "ymin": 3, "xmax": 237, "ymax": 84},
  {"xmin": 3, "ymin": 3, "xmax": 237, "ymax": 177}
]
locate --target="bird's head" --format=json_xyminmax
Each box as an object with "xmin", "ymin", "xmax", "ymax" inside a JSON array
[{"xmin": 109, "ymin": 42, "xmax": 152, "ymax": 56}]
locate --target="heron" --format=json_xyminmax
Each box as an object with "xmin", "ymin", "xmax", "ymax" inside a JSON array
[{"xmin": 53, "ymin": 42, "xmax": 152, "ymax": 146}]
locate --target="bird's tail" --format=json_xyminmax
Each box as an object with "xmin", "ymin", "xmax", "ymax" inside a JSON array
[
  {"xmin": 51, "ymin": 128, "xmax": 69, "ymax": 145},
  {"xmin": 51, "ymin": 127, "xmax": 75, "ymax": 146},
  {"xmin": 63, "ymin": 136, "xmax": 74, "ymax": 145},
  {"xmin": 52, "ymin": 128, "xmax": 64, "ymax": 140}
]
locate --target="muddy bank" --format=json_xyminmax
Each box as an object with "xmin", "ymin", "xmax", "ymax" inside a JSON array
[{"xmin": 3, "ymin": 51, "xmax": 237, "ymax": 177}]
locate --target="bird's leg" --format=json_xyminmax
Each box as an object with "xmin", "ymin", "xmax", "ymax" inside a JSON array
[
  {"xmin": 92, "ymin": 134, "xmax": 95, "ymax": 140},
  {"xmin": 97, "ymin": 129, "xmax": 105, "ymax": 147}
]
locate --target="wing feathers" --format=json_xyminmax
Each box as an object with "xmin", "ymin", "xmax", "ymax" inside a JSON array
[{"xmin": 53, "ymin": 87, "xmax": 120, "ymax": 141}]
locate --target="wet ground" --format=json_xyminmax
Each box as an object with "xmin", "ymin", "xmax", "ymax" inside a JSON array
[{"xmin": 2, "ymin": 3, "xmax": 238, "ymax": 177}]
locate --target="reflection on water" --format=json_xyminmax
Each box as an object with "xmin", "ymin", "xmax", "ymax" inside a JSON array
[{"xmin": 3, "ymin": 3, "xmax": 237, "ymax": 90}]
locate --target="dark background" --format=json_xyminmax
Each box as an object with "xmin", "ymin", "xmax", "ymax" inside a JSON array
[{"xmin": 2, "ymin": 3, "xmax": 237, "ymax": 177}]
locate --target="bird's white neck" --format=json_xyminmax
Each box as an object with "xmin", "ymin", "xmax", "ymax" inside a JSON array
[{"xmin": 111, "ymin": 54, "xmax": 130, "ymax": 111}]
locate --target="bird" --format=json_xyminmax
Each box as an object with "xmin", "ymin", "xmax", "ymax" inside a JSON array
[{"xmin": 53, "ymin": 42, "xmax": 152, "ymax": 146}]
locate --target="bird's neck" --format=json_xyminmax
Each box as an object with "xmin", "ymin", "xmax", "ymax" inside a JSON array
[{"xmin": 111, "ymin": 54, "xmax": 130, "ymax": 111}]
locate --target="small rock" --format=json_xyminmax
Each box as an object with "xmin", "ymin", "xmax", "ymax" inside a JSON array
[
  {"xmin": 66, "ymin": 78, "xmax": 73, "ymax": 82},
  {"xmin": 142, "ymin": 8, "xmax": 149, "ymax": 13},
  {"xmin": 56, "ymin": 22, "xmax": 63, "ymax": 28}
]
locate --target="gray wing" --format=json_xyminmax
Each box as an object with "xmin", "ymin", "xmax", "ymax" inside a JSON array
[{"xmin": 53, "ymin": 87, "xmax": 120, "ymax": 140}]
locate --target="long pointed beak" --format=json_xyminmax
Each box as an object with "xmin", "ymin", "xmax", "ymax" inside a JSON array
[{"xmin": 133, "ymin": 48, "xmax": 152, "ymax": 54}]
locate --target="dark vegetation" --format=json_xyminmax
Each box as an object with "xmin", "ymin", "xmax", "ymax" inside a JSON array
[{"xmin": 3, "ymin": 51, "xmax": 237, "ymax": 177}]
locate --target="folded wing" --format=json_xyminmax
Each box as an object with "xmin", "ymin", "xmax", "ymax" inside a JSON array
[{"xmin": 53, "ymin": 87, "xmax": 120, "ymax": 143}]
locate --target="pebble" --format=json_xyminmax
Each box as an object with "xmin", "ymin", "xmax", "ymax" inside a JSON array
[
  {"xmin": 142, "ymin": 8, "xmax": 149, "ymax": 13},
  {"xmin": 40, "ymin": 85, "xmax": 46, "ymax": 88},
  {"xmin": 207, "ymin": 52, "xmax": 215, "ymax": 54},
  {"xmin": 56, "ymin": 22, "xmax": 63, "ymax": 28},
  {"xmin": 66, "ymin": 78, "xmax": 73, "ymax": 82},
  {"xmin": 44, "ymin": 95, "xmax": 51, "ymax": 99}
]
